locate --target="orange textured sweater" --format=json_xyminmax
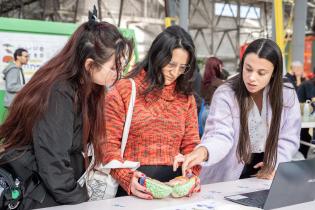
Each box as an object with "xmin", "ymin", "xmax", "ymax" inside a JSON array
[{"xmin": 102, "ymin": 70, "xmax": 201, "ymax": 194}]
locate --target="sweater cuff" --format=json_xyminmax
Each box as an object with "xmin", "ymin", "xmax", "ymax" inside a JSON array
[
  {"xmin": 195, "ymin": 143, "xmax": 222, "ymax": 167},
  {"xmin": 110, "ymin": 168, "xmax": 134, "ymax": 195}
]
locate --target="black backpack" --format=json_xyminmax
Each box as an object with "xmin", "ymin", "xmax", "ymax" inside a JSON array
[
  {"xmin": 0, "ymin": 146, "xmax": 46, "ymax": 210},
  {"xmin": 0, "ymin": 167, "xmax": 23, "ymax": 209}
]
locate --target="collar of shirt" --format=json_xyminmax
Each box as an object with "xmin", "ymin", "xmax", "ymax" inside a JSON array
[{"xmin": 248, "ymin": 86, "xmax": 269, "ymax": 153}]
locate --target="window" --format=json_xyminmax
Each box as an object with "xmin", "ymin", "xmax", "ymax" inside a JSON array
[
  {"xmin": 215, "ymin": 2, "xmax": 237, "ymax": 17},
  {"xmin": 215, "ymin": 3, "xmax": 261, "ymax": 19}
]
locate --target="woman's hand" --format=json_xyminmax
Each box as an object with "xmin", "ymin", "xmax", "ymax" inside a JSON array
[
  {"xmin": 173, "ymin": 153, "xmax": 185, "ymax": 172},
  {"xmin": 173, "ymin": 154, "xmax": 202, "ymax": 196},
  {"xmin": 130, "ymin": 171, "xmax": 153, "ymax": 199},
  {"xmin": 187, "ymin": 176, "xmax": 201, "ymax": 197},
  {"xmin": 173, "ymin": 147, "xmax": 208, "ymax": 176},
  {"xmin": 254, "ymin": 162, "xmax": 275, "ymax": 180}
]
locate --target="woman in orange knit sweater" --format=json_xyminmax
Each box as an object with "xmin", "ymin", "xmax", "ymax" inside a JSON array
[{"xmin": 102, "ymin": 25, "xmax": 201, "ymax": 199}]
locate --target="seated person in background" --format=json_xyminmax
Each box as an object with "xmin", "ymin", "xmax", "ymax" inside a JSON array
[
  {"xmin": 297, "ymin": 77, "xmax": 315, "ymax": 103},
  {"xmin": 284, "ymin": 61, "xmax": 305, "ymax": 90},
  {"xmin": 297, "ymin": 77, "xmax": 315, "ymax": 158},
  {"xmin": 174, "ymin": 38, "xmax": 301, "ymax": 185},
  {"xmin": 102, "ymin": 25, "xmax": 201, "ymax": 199},
  {"xmin": 199, "ymin": 57, "xmax": 225, "ymax": 135}
]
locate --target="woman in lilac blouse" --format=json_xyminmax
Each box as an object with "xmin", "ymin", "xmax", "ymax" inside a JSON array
[{"xmin": 174, "ymin": 38, "xmax": 301, "ymax": 184}]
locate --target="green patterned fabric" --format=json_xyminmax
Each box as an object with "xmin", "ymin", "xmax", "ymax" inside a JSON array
[
  {"xmin": 142, "ymin": 176, "xmax": 197, "ymax": 199},
  {"xmin": 145, "ymin": 178, "xmax": 173, "ymax": 199},
  {"xmin": 171, "ymin": 177, "xmax": 196, "ymax": 197}
]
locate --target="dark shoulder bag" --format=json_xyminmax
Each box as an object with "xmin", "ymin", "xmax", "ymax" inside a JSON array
[{"xmin": 0, "ymin": 146, "xmax": 46, "ymax": 210}]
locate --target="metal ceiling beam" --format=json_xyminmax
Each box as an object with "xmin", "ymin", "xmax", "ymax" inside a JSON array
[
  {"xmin": 292, "ymin": 0, "xmax": 307, "ymax": 65},
  {"xmin": 73, "ymin": 0, "xmax": 80, "ymax": 22},
  {"xmin": 118, "ymin": 0, "xmax": 124, "ymax": 27},
  {"xmin": 0, "ymin": 0, "xmax": 38, "ymax": 14},
  {"xmin": 179, "ymin": 0, "xmax": 189, "ymax": 31}
]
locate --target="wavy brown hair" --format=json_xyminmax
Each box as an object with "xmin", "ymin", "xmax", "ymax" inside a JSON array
[
  {"xmin": 0, "ymin": 21, "xmax": 133, "ymax": 165},
  {"xmin": 228, "ymin": 38, "xmax": 284, "ymax": 173}
]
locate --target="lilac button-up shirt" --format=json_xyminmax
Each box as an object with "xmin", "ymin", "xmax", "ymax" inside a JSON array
[{"xmin": 199, "ymin": 83, "xmax": 301, "ymax": 184}]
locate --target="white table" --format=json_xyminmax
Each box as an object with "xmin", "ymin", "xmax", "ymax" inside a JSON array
[
  {"xmin": 275, "ymin": 201, "xmax": 315, "ymax": 210},
  {"xmin": 301, "ymin": 120, "xmax": 315, "ymax": 150},
  {"xmin": 39, "ymin": 178, "xmax": 315, "ymax": 210},
  {"xmin": 301, "ymin": 120, "xmax": 315, "ymax": 129}
]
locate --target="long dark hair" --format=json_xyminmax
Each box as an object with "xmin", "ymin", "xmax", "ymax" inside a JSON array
[
  {"xmin": 0, "ymin": 20, "xmax": 133, "ymax": 164},
  {"xmin": 229, "ymin": 38, "xmax": 283, "ymax": 173},
  {"xmin": 127, "ymin": 25, "xmax": 196, "ymax": 96}
]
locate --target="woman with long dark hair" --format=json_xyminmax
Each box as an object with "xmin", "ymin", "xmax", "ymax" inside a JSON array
[
  {"xmin": 102, "ymin": 25, "xmax": 201, "ymax": 199},
  {"xmin": 201, "ymin": 57, "xmax": 224, "ymax": 105},
  {"xmin": 174, "ymin": 38, "xmax": 301, "ymax": 184},
  {"xmin": 0, "ymin": 16, "xmax": 132, "ymax": 208},
  {"xmin": 199, "ymin": 57, "xmax": 225, "ymax": 135}
]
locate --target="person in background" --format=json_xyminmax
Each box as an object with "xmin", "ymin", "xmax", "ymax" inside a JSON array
[
  {"xmin": 2, "ymin": 48, "xmax": 29, "ymax": 108},
  {"xmin": 199, "ymin": 57, "xmax": 225, "ymax": 135},
  {"xmin": 174, "ymin": 38, "xmax": 300, "ymax": 184},
  {"xmin": 297, "ymin": 77, "xmax": 315, "ymax": 103},
  {"xmin": 284, "ymin": 61, "xmax": 305, "ymax": 90},
  {"xmin": 193, "ymin": 65, "xmax": 203, "ymax": 113},
  {"xmin": 297, "ymin": 78, "xmax": 315, "ymax": 158},
  {"xmin": 0, "ymin": 15, "xmax": 132, "ymax": 209},
  {"xmin": 220, "ymin": 68, "xmax": 230, "ymax": 80},
  {"xmin": 102, "ymin": 25, "xmax": 201, "ymax": 199}
]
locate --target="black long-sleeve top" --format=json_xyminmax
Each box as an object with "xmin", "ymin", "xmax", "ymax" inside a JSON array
[
  {"xmin": 32, "ymin": 81, "xmax": 88, "ymax": 205},
  {"xmin": 297, "ymin": 79, "xmax": 315, "ymax": 103}
]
